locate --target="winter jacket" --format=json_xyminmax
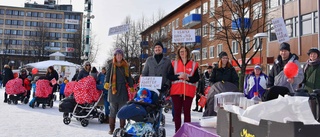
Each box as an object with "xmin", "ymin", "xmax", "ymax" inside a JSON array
[
  {"xmin": 134, "ymin": 88, "xmax": 152, "ymax": 103},
  {"xmin": 209, "ymin": 66, "xmax": 239, "ymax": 87},
  {"xmin": 77, "ymin": 69, "xmax": 89, "ymax": 81},
  {"xmin": 244, "ymin": 72, "xmax": 268, "ymax": 99},
  {"xmin": 59, "ymin": 83, "xmax": 65, "ymax": 94},
  {"xmin": 24, "ymin": 79, "xmax": 31, "ymax": 91},
  {"xmin": 267, "ymin": 54, "xmax": 304, "ymax": 93},
  {"xmin": 105, "ymin": 62, "xmax": 134, "ymax": 103},
  {"xmin": 97, "ymin": 72, "xmax": 106, "ymax": 90},
  {"xmin": 142, "ymin": 54, "xmax": 172, "ymax": 92},
  {"xmin": 3, "ymin": 67, "xmax": 13, "ymax": 87},
  {"xmin": 302, "ymin": 59, "xmax": 320, "ymax": 93}
]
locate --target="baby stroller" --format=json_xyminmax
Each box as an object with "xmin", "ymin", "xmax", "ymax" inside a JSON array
[
  {"xmin": 163, "ymin": 93, "xmax": 172, "ymax": 113},
  {"xmin": 30, "ymin": 79, "xmax": 54, "ymax": 109},
  {"xmin": 5, "ymin": 78, "xmax": 28, "ymax": 105},
  {"xmin": 114, "ymin": 88, "xmax": 166, "ymax": 137},
  {"xmin": 62, "ymin": 76, "xmax": 104, "ymax": 127}
]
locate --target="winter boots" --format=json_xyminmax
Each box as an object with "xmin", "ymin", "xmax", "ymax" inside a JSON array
[
  {"xmin": 108, "ymin": 117, "xmax": 116, "ymax": 135},
  {"xmin": 120, "ymin": 119, "xmax": 126, "ymax": 129},
  {"xmin": 104, "ymin": 116, "xmax": 109, "ymax": 124}
]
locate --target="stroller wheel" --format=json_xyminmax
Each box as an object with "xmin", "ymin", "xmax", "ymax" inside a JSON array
[
  {"xmin": 143, "ymin": 131, "xmax": 154, "ymax": 137},
  {"xmin": 23, "ymin": 98, "xmax": 29, "ymax": 104},
  {"xmin": 42, "ymin": 104, "xmax": 46, "ymax": 109},
  {"xmin": 113, "ymin": 128, "xmax": 125, "ymax": 137},
  {"xmin": 7, "ymin": 100, "xmax": 11, "ymax": 105},
  {"xmin": 13, "ymin": 100, "xmax": 18, "ymax": 105},
  {"xmin": 63, "ymin": 117, "xmax": 71, "ymax": 125},
  {"xmin": 98, "ymin": 113, "xmax": 105, "ymax": 123},
  {"xmin": 161, "ymin": 114, "xmax": 165, "ymax": 127},
  {"xmin": 80, "ymin": 119, "xmax": 89, "ymax": 127},
  {"xmin": 50, "ymin": 101, "xmax": 54, "ymax": 108},
  {"xmin": 158, "ymin": 127, "xmax": 166, "ymax": 137}
]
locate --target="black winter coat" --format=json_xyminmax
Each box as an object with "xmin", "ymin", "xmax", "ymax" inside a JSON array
[
  {"xmin": 77, "ymin": 69, "xmax": 89, "ymax": 81},
  {"xmin": 3, "ymin": 68, "xmax": 14, "ymax": 87},
  {"xmin": 209, "ymin": 67, "xmax": 239, "ymax": 87}
]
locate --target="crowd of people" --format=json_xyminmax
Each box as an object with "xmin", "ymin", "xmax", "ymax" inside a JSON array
[{"xmin": 1, "ymin": 41, "xmax": 320, "ymax": 134}]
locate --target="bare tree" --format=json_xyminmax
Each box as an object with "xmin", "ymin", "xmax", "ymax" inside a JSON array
[
  {"xmin": 208, "ymin": 0, "xmax": 269, "ymax": 90},
  {"xmin": 87, "ymin": 34, "xmax": 100, "ymax": 64},
  {"xmin": 28, "ymin": 21, "xmax": 51, "ymax": 61}
]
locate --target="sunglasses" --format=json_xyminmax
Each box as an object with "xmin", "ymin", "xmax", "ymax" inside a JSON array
[{"xmin": 85, "ymin": 64, "xmax": 91, "ymax": 66}]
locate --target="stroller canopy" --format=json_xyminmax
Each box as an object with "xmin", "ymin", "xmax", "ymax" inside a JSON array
[{"xmin": 203, "ymin": 81, "xmax": 239, "ymax": 117}]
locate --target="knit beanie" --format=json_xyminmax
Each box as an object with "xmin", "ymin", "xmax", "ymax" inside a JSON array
[
  {"xmin": 307, "ymin": 48, "xmax": 320, "ymax": 57},
  {"xmin": 154, "ymin": 41, "xmax": 164, "ymax": 49},
  {"xmin": 279, "ymin": 42, "xmax": 290, "ymax": 52}
]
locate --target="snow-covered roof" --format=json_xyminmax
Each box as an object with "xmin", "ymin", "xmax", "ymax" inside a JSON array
[
  {"xmin": 49, "ymin": 52, "xmax": 65, "ymax": 57},
  {"xmin": 24, "ymin": 60, "xmax": 80, "ymax": 70}
]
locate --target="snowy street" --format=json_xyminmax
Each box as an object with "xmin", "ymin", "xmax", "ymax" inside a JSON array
[{"xmin": 0, "ymin": 88, "xmax": 203, "ymax": 137}]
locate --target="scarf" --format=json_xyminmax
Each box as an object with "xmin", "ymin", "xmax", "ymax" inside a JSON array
[
  {"xmin": 111, "ymin": 57, "xmax": 129, "ymax": 94},
  {"xmin": 304, "ymin": 58, "xmax": 320, "ymax": 72}
]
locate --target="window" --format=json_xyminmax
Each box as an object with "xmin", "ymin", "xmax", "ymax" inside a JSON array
[
  {"xmin": 217, "ymin": 0, "xmax": 222, "ymax": 7},
  {"xmin": 203, "ymin": 24, "xmax": 208, "ymax": 36},
  {"xmin": 245, "ymin": 37, "xmax": 250, "ymax": 52},
  {"xmin": 171, "ymin": 20, "xmax": 175, "ymax": 30},
  {"xmin": 217, "ymin": 18, "xmax": 223, "ymax": 31},
  {"xmin": 267, "ymin": 0, "xmax": 280, "ymax": 8},
  {"xmin": 209, "ymin": 0, "xmax": 215, "ymax": 17},
  {"xmin": 209, "ymin": 22, "xmax": 215, "ymax": 40},
  {"xmin": 196, "ymin": 28, "xmax": 201, "ymax": 36},
  {"xmin": 285, "ymin": 18, "xmax": 293, "ymax": 37},
  {"xmin": 254, "ymin": 38, "xmax": 261, "ymax": 51},
  {"xmin": 0, "ymin": 9, "xmax": 4, "ymax": 15},
  {"xmin": 314, "ymin": 11, "xmax": 318, "ymax": 33},
  {"xmin": 175, "ymin": 18, "xmax": 179, "ymax": 28},
  {"xmin": 217, "ymin": 44, "xmax": 223, "ymax": 57},
  {"xmin": 0, "ymin": 29, "xmax": 2, "ymax": 34},
  {"xmin": 232, "ymin": 41, "xmax": 238, "ymax": 54},
  {"xmin": 301, "ymin": 13, "xmax": 312, "ymax": 35},
  {"xmin": 202, "ymin": 47, "xmax": 208, "ymax": 59},
  {"xmin": 294, "ymin": 17, "xmax": 299, "ymax": 37},
  {"xmin": 269, "ymin": 24, "xmax": 277, "ymax": 41},
  {"xmin": 209, "ymin": 46, "xmax": 214, "ymax": 58},
  {"xmin": 253, "ymin": 2, "xmax": 262, "ymax": 20},
  {"xmin": 0, "ymin": 19, "xmax": 3, "ymax": 25},
  {"xmin": 203, "ymin": 2, "xmax": 208, "ymax": 14},
  {"xmin": 195, "ymin": 53, "xmax": 200, "ymax": 61}
]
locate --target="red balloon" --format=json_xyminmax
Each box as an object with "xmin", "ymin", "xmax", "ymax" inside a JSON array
[
  {"xmin": 284, "ymin": 62, "xmax": 298, "ymax": 78},
  {"xmin": 32, "ymin": 68, "xmax": 38, "ymax": 74}
]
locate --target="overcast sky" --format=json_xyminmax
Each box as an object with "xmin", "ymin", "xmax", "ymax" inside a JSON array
[{"xmin": 0, "ymin": 0, "xmax": 187, "ymax": 67}]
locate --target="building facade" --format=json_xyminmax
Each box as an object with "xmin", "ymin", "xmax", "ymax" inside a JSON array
[
  {"xmin": 0, "ymin": 0, "xmax": 83, "ymax": 69},
  {"xmin": 140, "ymin": 0, "xmax": 320, "ymax": 75}
]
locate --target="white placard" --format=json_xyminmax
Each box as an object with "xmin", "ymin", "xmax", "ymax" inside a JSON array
[
  {"xmin": 65, "ymin": 19, "xmax": 79, "ymax": 25},
  {"xmin": 139, "ymin": 76, "xmax": 162, "ymax": 90},
  {"xmin": 272, "ymin": 17, "xmax": 289, "ymax": 43},
  {"xmin": 108, "ymin": 24, "xmax": 130, "ymax": 36},
  {"xmin": 172, "ymin": 29, "xmax": 195, "ymax": 43}
]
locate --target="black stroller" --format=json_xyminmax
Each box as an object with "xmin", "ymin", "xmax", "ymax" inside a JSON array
[{"xmin": 114, "ymin": 88, "xmax": 166, "ymax": 137}]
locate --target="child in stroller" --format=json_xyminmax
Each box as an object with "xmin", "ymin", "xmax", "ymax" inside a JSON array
[
  {"xmin": 5, "ymin": 78, "xmax": 28, "ymax": 105},
  {"xmin": 115, "ymin": 88, "xmax": 166, "ymax": 137}
]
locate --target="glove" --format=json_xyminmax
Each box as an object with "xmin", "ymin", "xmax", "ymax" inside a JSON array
[
  {"xmin": 104, "ymin": 83, "xmax": 110, "ymax": 90},
  {"xmin": 129, "ymin": 87, "xmax": 135, "ymax": 93}
]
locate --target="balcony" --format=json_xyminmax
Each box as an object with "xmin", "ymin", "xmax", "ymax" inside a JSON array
[
  {"xmin": 182, "ymin": 14, "xmax": 201, "ymax": 28},
  {"xmin": 231, "ymin": 18, "xmax": 251, "ymax": 30}
]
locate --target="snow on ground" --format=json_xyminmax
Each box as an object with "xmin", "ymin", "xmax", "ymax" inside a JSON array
[{"xmin": 0, "ymin": 88, "xmax": 204, "ymax": 137}]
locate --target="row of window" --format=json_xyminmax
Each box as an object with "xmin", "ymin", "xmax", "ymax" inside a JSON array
[
  {"xmin": 1, "ymin": 49, "xmax": 74, "ymax": 56},
  {"xmin": 1, "ymin": 9, "xmax": 81, "ymax": 20},
  {"xmin": 1, "ymin": 19, "xmax": 80, "ymax": 29}
]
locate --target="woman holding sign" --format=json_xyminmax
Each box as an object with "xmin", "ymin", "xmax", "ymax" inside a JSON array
[
  {"xmin": 46, "ymin": 66, "xmax": 59, "ymax": 99},
  {"xmin": 168, "ymin": 46, "xmax": 200, "ymax": 132}
]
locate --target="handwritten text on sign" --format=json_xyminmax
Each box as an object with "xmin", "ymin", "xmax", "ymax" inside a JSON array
[
  {"xmin": 172, "ymin": 29, "xmax": 195, "ymax": 43},
  {"xmin": 272, "ymin": 18, "xmax": 289, "ymax": 43},
  {"xmin": 140, "ymin": 76, "xmax": 162, "ymax": 89}
]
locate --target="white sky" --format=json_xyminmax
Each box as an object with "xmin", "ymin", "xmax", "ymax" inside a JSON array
[{"xmin": 0, "ymin": 0, "xmax": 187, "ymax": 67}]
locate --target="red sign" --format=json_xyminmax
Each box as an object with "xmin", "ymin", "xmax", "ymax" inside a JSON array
[{"xmin": 66, "ymin": 47, "xmax": 75, "ymax": 52}]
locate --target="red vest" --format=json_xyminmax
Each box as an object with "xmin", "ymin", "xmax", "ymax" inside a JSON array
[{"xmin": 170, "ymin": 60, "xmax": 198, "ymax": 98}]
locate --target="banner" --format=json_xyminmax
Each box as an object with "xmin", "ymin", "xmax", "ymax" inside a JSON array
[
  {"xmin": 108, "ymin": 24, "xmax": 130, "ymax": 36},
  {"xmin": 172, "ymin": 29, "xmax": 195, "ymax": 43},
  {"xmin": 272, "ymin": 18, "xmax": 289, "ymax": 43}
]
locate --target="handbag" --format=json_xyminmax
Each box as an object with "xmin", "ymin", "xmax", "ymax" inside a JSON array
[
  {"xmin": 198, "ymin": 95, "xmax": 207, "ymax": 108},
  {"xmin": 117, "ymin": 67, "xmax": 136, "ymax": 101}
]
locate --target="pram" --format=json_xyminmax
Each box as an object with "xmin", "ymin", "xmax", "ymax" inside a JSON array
[
  {"xmin": 5, "ymin": 78, "xmax": 28, "ymax": 105},
  {"xmin": 29, "ymin": 79, "xmax": 54, "ymax": 109},
  {"xmin": 163, "ymin": 94, "xmax": 172, "ymax": 113},
  {"xmin": 62, "ymin": 76, "xmax": 105, "ymax": 127},
  {"xmin": 114, "ymin": 88, "xmax": 166, "ymax": 137}
]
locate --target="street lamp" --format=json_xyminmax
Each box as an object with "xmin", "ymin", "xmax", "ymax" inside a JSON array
[{"xmin": 253, "ymin": 33, "xmax": 268, "ymax": 64}]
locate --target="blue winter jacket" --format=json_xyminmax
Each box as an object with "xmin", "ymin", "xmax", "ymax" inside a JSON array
[{"xmin": 97, "ymin": 72, "xmax": 105, "ymax": 90}]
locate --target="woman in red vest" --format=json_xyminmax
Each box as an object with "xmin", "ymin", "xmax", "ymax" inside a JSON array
[{"xmin": 168, "ymin": 46, "xmax": 200, "ymax": 132}]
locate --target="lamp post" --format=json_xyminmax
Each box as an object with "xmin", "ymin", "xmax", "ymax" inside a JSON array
[{"xmin": 253, "ymin": 33, "xmax": 268, "ymax": 65}]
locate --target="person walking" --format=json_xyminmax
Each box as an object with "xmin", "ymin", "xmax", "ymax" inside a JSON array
[
  {"xmin": 244, "ymin": 64, "xmax": 268, "ymax": 99},
  {"xmin": 77, "ymin": 62, "xmax": 91, "ymax": 81},
  {"xmin": 105, "ymin": 48, "xmax": 134, "ymax": 135},
  {"xmin": 301, "ymin": 48, "xmax": 320, "ymax": 93},
  {"xmin": 193, "ymin": 66, "xmax": 212, "ymax": 112},
  {"xmin": 3, "ymin": 64, "xmax": 13, "ymax": 103},
  {"xmin": 168, "ymin": 46, "xmax": 200, "ymax": 132},
  {"xmin": 98, "ymin": 67, "xmax": 110, "ymax": 123},
  {"xmin": 267, "ymin": 42, "xmax": 304, "ymax": 93}
]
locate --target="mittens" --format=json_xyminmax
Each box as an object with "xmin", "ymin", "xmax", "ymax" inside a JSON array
[{"xmin": 104, "ymin": 83, "xmax": 109, "ymax": 90}]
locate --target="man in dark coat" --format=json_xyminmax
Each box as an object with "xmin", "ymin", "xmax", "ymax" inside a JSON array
[{"xmin": 3, "ymin": 64, "xmax": 14, "ymax": 103}]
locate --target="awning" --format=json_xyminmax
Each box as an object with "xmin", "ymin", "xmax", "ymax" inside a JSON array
[{"xmin": 235, "ymin": 67, "xmax": 254, "ymax": 74}]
